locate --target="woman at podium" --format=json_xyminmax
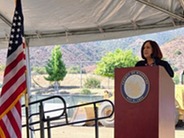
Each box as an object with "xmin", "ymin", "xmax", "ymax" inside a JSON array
[{"xmin": 135, "ymin": 40, "xmax": 174, "ymax": 78}]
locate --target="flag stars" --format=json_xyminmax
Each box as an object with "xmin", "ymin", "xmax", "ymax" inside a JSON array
[
  {"xmin": 12, "ymin": 29, "xmax": 15, "ymax": 32},
  {"xmin": 18, "ymin": 22, "xmax": 21, "ymax": 26},
  {"xmin": 8, "ymin": 46, "xmax": 12, "ymax": 51},
  {"xmin": 7, "ymin": 3, "xmax": 23, "ymax": 53}
]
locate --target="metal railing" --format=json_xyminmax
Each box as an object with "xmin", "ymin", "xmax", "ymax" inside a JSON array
[{"xmin": 22, "ymin": 95, "xmax": 114, "ymax": 138}]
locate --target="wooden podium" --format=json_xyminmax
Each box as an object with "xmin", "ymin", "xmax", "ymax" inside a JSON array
[{"xmin": 115, "ymin": 66, "xmax": 175, "ymax": 138}]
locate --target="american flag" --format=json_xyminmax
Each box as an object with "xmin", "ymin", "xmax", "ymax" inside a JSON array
[{"xmin": 0, "ymin": 0, "xmax": 27, "ymax": 137}]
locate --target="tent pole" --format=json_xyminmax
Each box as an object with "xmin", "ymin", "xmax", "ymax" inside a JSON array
[{"xmin": 24, "ymin": 38, "xmax": 34, "ymax": 138}]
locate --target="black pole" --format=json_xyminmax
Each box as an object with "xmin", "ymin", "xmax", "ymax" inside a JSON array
[
  {"xmin": 181, "ymin": 71, "xmax": 184, "ymax": 84},
  {"xmin": 25, "ymin": 93, "xmax": 30, "ymax": 138},
  {"xmin": 94, "ymin": 104, "xmax": 99, "ymax": 138},
  {"xmin": 39, "ymin": 104, "xmax": 45, "ymax": 138},
  {"xmin": 46, "ymin": 116, "xmax": 51, "ymax": 138},
  {"xmin": 25, "ymin": 106, "xmax": 30, "ymax": 138}
]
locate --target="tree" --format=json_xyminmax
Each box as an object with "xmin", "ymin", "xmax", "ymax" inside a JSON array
[
  {"xmin": 173, "ymin": 74, "xmax": 180, "ymax": 84},
  {"xmin": 95, "ymin": 49, "xmax": 139, "ymax": 78},
  {"xmin": 45, "ymin": 45, "xmax": 67, "ymax": 92}
]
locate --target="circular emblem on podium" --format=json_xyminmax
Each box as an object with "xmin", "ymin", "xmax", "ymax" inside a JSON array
[{"xmin": 121, "ymin": 70, "xmax": 150, "ymax": 103}]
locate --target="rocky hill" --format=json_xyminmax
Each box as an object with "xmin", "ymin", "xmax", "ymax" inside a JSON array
[
  {"xmin": 161, "ymin": 36, "xmax": 184, "ymax": 74},
  {"xmin": 0, "ymin": 28, "xmax": 184, "ymax": 76}
]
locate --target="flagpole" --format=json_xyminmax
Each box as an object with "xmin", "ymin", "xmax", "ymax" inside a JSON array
[
  {"xmin": 18, "ymin": 1, "xmax": 30, "ymax": 137},
  {"xmin": 17, "ymin": 0, "xmax": 33, "ymax": 137},
  {"xmin": 24, "ymin": 38, "xmax": 32, "ymax": 138},
  {"xmin": 25, "ymin": 93, "xmax": 30, "ymax": 138},
  {"xmin": 16, "ymin": 0, "xmax": 32, "ymax": 136}
]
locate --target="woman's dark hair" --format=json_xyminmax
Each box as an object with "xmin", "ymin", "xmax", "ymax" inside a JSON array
[{"xmin": 141, "ymin": 40, "xmax": 163, "ymax": 59}]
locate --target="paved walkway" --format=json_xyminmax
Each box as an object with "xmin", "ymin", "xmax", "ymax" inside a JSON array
[{"xmin": 22, "ymin": 126, "xmax": 184, "ymax": 138}]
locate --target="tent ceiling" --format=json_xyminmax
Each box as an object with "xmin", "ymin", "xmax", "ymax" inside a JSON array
[{"xmin": 0, "ymin": 0, "xmax": 184, "ymax": 48}]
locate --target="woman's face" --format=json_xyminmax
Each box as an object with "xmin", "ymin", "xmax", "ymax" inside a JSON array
[{"xmin": 143, "ymin": 42, "xmax": 153, "ymax": 59}]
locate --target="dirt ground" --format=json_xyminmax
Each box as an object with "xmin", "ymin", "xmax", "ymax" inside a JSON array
[
  {"xmin": 22, "ymin": 126, "xmax": 113, "ymax": 138},
  {"xmin": 22, "ymin": 126, "xmax": 184, "ymax": 138}
]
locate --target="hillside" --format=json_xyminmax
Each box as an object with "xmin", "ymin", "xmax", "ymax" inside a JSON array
[
  {"xmin": 161, "ymin": 36, "xmax": 184, "ymax": 74},
  {"xmin": 0, "ymin": 28, "xmax": 184, "ymax": 76}
]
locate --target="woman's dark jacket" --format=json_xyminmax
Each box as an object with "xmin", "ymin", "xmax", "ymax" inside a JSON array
[{"xmin": 135, "ymin": 58, "xmax": 174, "ymax": 78}]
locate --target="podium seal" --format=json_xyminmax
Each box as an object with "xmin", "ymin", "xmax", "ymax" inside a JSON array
[{"xmin": 121, "ymin": 70, "xmax": 150, "ymax": 103}]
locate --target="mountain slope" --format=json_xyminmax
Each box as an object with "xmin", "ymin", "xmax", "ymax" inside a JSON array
[{"xmin": 0, "ymin": 28, "xmax": 184, "ymax": 76}]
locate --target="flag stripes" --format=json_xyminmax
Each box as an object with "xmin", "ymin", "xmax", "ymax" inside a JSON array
[{"xmin": 0, "ymin": 0, "xmax": 26, "ymax": 137}]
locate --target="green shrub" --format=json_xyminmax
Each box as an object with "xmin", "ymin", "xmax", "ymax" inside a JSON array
[
  {"xmin": 175, "ymin": 50, "xmax": 182, "ymax": 55},
  {"xmin": 67, "ymin": 66, "xmax": 80, "ymax": 74},
  {"xmin": 173, "ymin": 74, "xmax": 180, "ymax": 84},
  {"xmin": 81, "ymin": 88, "xmax": 91, "ymax": 94},
  {"xmin": 32, "ymin": 67, "xmax": 46, "ymax": 74},
  {"xmin": 84, "ymin": 77, "xmax": 101, "ymax": 88},
  {"xmin": 0, "ymin": 65, "xmax": 5, "ymax": 71},
  {"xmin": 67, "ymin": 66, "xmax": 86, "ymax": 74}
]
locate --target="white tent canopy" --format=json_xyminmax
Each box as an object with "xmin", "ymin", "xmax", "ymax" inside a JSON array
[{"xmin": 0, "ymin": 0, "xmax": 184, "ymax": 48}]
